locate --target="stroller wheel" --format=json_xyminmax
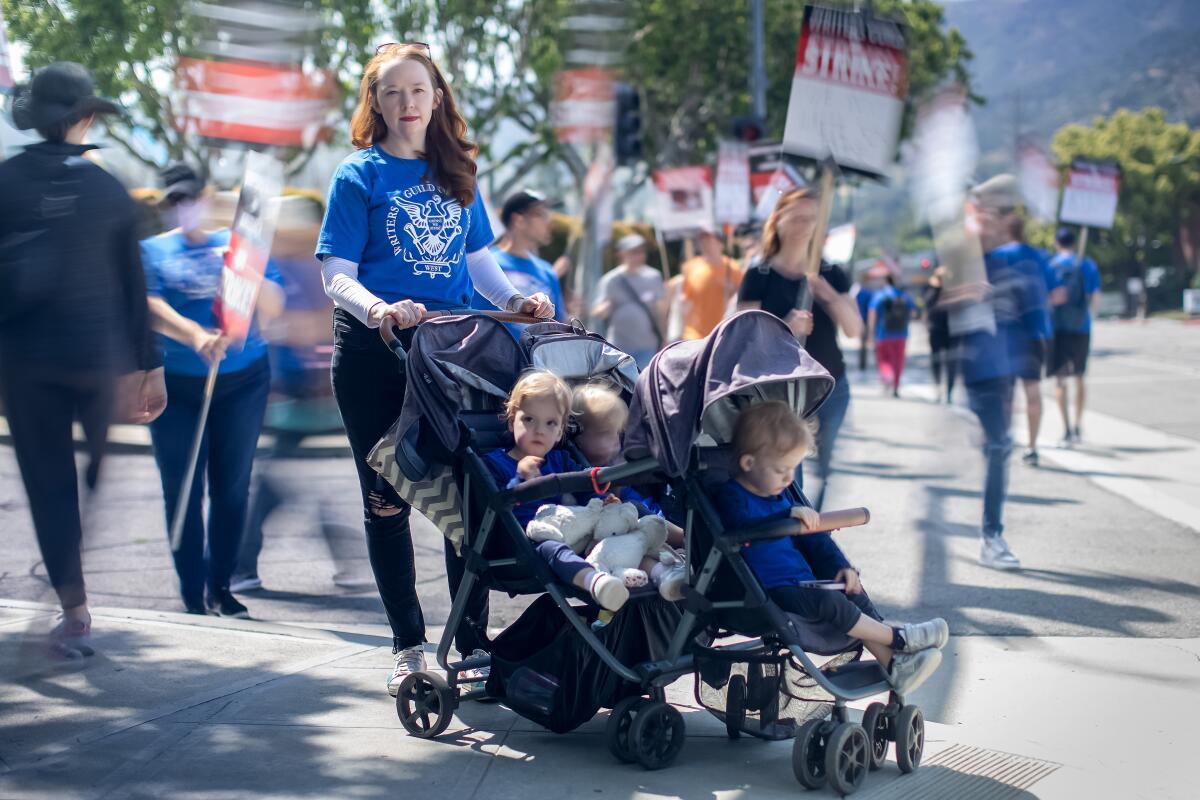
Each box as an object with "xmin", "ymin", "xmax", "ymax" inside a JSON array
[
  {"xmin": 606, "ymin": 695, "xmax": 645, "ymax": 763},
  {"xmin": 861, "ymin": 703, "xmax": 890, "ymax": 770},
  {"xmin": 395, "ymin": 671, "xmax": 455, "ymax": 739},
  {"xmin": 725, "ymin": 675, "xmax": 747, "ymax": 740},
  {"xmin": 792, "ymin": 718, "xmax": 830, "ymax": 789},
  {"xmin": 894, "ymin": 705, "xmax": 925, "ymax": 773},
  {"xmin": 825, "ymin": 722, "xmax": 870, "ymax": 795},
  {"xmin": 628, "ymin": 701, "xmax": 685, "ymax": 770}
]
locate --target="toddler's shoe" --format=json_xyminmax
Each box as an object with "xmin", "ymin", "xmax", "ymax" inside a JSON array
[
  {"xmin": 653, "ymin": 563, "xmax": 688, "ymax": 602},
  {"xmin": 899, "ymin": 618, "xmax": 949, "ymax": 653},
  {"xmin": 887, "ymin": 648, "xmax": 942, "ymax": 697},
  {"xmin": 589, "ymin": 572, "xmax": 629, "ymax": 612}
]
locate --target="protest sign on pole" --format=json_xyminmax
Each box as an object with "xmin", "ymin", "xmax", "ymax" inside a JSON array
[
  {"xmin": 822, "ymin": 223, "xmax": 857, "ymax": 266},
  {"xmin": 749, "ymin": 141, "xmax": 784, "ymax": 205},
  {"xmin": 171, "ymin": 152, "xmax": 283, "ymax": 552},
  {"xmin": 714, "ymin": 140, "xmax": 751, "ymax": 226},
  {"xmin": 653, "ymin": 166, "xmax": 714, "ymax": 240},
  {"xmin": 1059, "ymin": 157, "xmax": 1120, "ymax": 230},
  {"xmin": 1018, "ymin": 139, "xmax": 1059, "ymax": 222},
  {"xmin": 552, "ymin": 68, "xmax": 615, "ymax": 145},
  {"xmin": 782, "ymin": 5, "xmax": 908, "ymax": 180}
]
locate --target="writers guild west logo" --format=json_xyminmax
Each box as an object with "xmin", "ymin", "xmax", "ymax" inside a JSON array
[{"xmin": 386, "ymin": 184, "xmax": 466, "ymax": 278}]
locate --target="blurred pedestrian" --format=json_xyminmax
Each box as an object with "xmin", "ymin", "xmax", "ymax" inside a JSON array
[
  {"xmin": 854, "ymin": 267, "xmax": 883, "ymax": 371},
  {"xmin": 592, "ymin": 233, "xmax": 665, "ymax": 368},
  {"xmin": 676, "ymin": 226, "xmax": 741, "ymax": 340},
  {"xmin": 961, "ymin": 175, "xmax": 1047, "ymax": 570},
  {"xmin": 471, "ymin": 188, "xmax": 566, "ymax": 337},
  {"xmin": 866, "ymin": 274, "xmax": 916, "ymax": 397},
  {"xmin": 0, "ymin": 62, "xmax": 166, "ymax": 656},
  {"xmin": 316, "ymin": 42, "xmax": 552, "ymax": 696},
  {"xmin": 737, "ymin": 189, "xmax": 863, "ymax": 510},
  {"xmin": 923, "ymin": 267, "xmax": 957, "ymax": 403},
  {"xmin": 1049, "ymin": 226, "xmax": 1101, "ymax": 446},
  {"xmin": 141, "ymin": 162, "xmax": 286, "ymax": 618}
]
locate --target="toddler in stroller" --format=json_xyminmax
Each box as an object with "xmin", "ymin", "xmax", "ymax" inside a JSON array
[{"xmin": 712, "ymin": 400, "xmax": 947, "ymax": 697}]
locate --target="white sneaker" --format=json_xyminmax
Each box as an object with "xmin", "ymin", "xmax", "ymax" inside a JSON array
[
  {"xmin": 460, "ymin": 649, "xmax": 491, "ymax": 686},
  {"xmin": 387, "ymin": 645, "xmax": 427, "ymax": 696},
  {"xmin": 229, "ymin": 575, "xmax": 263, "ymax": 593},
  {"xmin": 980, "ymin": 536, "xmax": 1021, "ymax": 571},
  {"xmin": 898, "ymin": 618, "xmax": 950, "ymax": 653},
  {"xmin": 887, "ymin": 648, "xmax": 942, "ymax": 697}
]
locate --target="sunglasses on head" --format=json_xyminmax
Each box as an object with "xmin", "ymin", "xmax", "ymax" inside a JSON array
[{"xmin": 376, "ymin": 41, "xmax": 432, "ymax": 58}]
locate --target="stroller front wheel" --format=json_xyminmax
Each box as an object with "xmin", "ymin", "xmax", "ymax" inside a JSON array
[
  {"xmin": 793, "ymin": 718, "xmax": 830, "ymax": 789},
  {"xmin": 396, "ymin": 671, "xmax": 456, "ymax": 739},
  {"xmin": 861, "ymin": 703, "xmax": 890, "ymax": 770},
  {"xmin": 628, "ymin": 701, "xmax": 686, "ymax": 770},
  {"xmin": 894, "ymin": 705, "xmax": 925, "ymax": 773},
  {"xmin": 606, "ymin": 695, "xmax": 646, "ymax": 763},
  {"xmin": 825, "ymin": 722, "xmax": 870, "ymax": 795}
]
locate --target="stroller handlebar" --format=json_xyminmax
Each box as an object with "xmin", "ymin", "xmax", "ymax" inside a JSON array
[
  {"xmin": 504, "ymin": 459, "xmax": 662, "ymax": 506},
  {"xmin": 379, "ymin": 310, "xmax": 548, "ymax": 362},
  {"xmin": 731, "ymin": 507, "xmax": 870, "ymax": 543}
]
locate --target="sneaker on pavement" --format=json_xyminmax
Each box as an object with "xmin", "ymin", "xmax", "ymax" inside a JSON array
[
  {"xmin": 388, "ymin": 646, "xmax": 427, "ymax": 696},
  {"xmin": 1021, "ymin": 448, "xmax": 1039, "ymax": 466},
  {"xmin": 47, "ymin": 616, "xmax": 94, "ymax": 659},
  {"xmin": 206, "ymin": 590, "xmax": 251, "ymax": 619},
  {"xmin": 1057, "ymin": 433, "xmax": 1074, "ymax": 449},
  {"xmin": 460, "ymin": 648, "xmax": 491, "ymax": 686},
  {"xmin": 887, "ymin": 648, "xmax": 942, "ymax": 697},
  {"xmin": 899, "ymin": 618, "xmax": 950, "ymax": 653},
  {"xmin": 1071, "ymin": 426, "xmax": 1082, "ymax": 444},
  {"xmin": 979, "ymin": 536, "xmax": 1021, "ymax": 571},
  {"xmin": 229, "ymin": 575, "xmax": 263, "ymax": 593}
]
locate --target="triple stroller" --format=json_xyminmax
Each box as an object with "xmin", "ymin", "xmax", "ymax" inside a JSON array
[{"xmin": 367, "ymin": 309, "xmax": 932, "ymax": 795}]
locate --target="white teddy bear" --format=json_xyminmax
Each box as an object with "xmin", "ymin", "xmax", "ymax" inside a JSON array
[{"xmin": 525, "ymin": 499, "xmax": 683, "ymax": 595}]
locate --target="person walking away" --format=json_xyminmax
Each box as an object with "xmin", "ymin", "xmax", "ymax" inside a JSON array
[
  {"xmin": 317, "ymin": 43, "xmax": 553, "ymax": 696},
  {"xmin": 866, "ymin": 275, "xmax": 916, "ymax": 397},
  {"xmin": 0, "ymin": 62, "xmax": 166, "ymax": 656},
  {"xmin": 1049, "ymin": 227, "xmax": 1101, "ymax": 446},
  {"xmin": 471, "ymin": 188, "xmax": 566, "ymax": 337},
  {"xmin": 592, "ymin": 234, "xmax": 665, "ymax": 368},
  {"xmin": 961, "ymin": 175, "xmax": 1046, "ymax": 570},
  {"xmin": 737, "ymin": 189, "xmax": 863, "ymax": 511},
  {"xmin": 923, "ymin": 267, "xmax": 957, "ymax": 403},
  {"xmin": 854, "ymin": 269, "xmax": 882, "ymax": 371},
  {"xmin": 676, "ymin": 226, "xmax": 742, "ymax": 340},
  {"xmin": 141, "ymin": 163, "xmax": 285, "ymax": 618}
]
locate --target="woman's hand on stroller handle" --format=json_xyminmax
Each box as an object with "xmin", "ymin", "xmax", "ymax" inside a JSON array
[
  {"xmin": 516, "ymin": 292, "xmax": 554, "ymax": 319},
  {"xmin": 371, "ymin": 299, "xmax": 428, "ymax": 330}
]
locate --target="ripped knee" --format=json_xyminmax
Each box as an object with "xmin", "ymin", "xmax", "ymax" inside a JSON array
[{"xmin": 367, "ymin": 491, "xmax": 403, "ymax": 518}]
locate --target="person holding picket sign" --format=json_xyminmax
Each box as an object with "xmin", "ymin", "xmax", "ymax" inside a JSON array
[
  {"xmin": 737, "ymin": 188, "xmax": 863, "ymax": 511},
  {"xmin": 866, "ymin": 274, "xmax": 917, "ymax": 397},
  {"xmin": 142, "ymin": 163, "xmax": 286, "ymax": 619},
  {"xmin": 316, "ymin": 42, "xmax": 553, "ymax": 697}
]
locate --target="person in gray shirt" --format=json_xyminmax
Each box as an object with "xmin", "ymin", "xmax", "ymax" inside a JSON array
[{"xmin": 592, "ymin": 234, "xmax": 665, "ymax": 368}]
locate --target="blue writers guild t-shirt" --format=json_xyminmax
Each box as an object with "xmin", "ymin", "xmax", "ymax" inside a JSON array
[
  {"xmin": 141, "ymin": 229, "xmax": 282, "ymax": 376},
  {"xmin": 316, "ymin": 146, "xmax": 494, "ymax": 310}
]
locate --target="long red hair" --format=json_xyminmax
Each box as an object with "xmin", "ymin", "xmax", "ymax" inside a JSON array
[
  {"xmin": 759, "ymin": 188, "xmax": 817, "ymax": 263},
  {"xmin": 350, "ymin": 45, "xmax": 478, "ymax": 207}
]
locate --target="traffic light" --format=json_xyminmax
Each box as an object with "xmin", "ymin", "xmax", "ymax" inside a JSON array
[
  {"xmin": 614, "ymin": 82, "xmax": 642, "ymax": 166},
  {"xmin": 732, "ymin": 116, "xmax": 766, "ymax": 142}
]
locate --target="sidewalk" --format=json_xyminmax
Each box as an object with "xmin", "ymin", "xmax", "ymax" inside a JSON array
[{"xmin": 1, "ymin": 599, "xmax": 1194, "ymax": 799}]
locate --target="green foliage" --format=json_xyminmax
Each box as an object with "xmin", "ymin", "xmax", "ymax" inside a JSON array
[{"xmin": 1051, "ymin": 108, "xmax": 1200, "ymax": 288}]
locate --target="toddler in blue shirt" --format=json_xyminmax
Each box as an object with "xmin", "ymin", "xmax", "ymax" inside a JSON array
[
  {"xmin": 483, "ymin": 370, "xmax": 629, "ymax": 611},
  {"xmin": 711, "ymin": 401, "xmax": 948, "ymax": 696}
]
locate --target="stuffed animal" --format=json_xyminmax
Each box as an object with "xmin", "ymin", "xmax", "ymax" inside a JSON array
[
  {"xmin": 587, "ymin": 512, "xmax": 669, "ymax": 587},
  {"xmin": 526, "ymin": 497, "xmax": 606, "ymax": 553}
]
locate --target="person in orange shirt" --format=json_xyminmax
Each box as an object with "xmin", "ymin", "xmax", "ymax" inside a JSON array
[{"xmin": 676, "ymin": 226, "xmax": 743, "ymax": 340}]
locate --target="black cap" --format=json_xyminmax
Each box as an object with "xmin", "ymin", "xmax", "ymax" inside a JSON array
[
  {"xmin": 10, "ymin": 62, "xmax": 121, "ymax": 131},
  {"xmin": 159, "ymin": 162, "xmax": 205, "ymax": 203},
  {"xmin": 1055, "ymin": 226, "xmax": 1077, "ymax": 248},
  {"xmin": 500, "ymin": 189, "xmax": 552, "ymax": 227}
]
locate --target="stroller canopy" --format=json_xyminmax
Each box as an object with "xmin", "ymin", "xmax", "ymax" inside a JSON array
[{"xmin": 624, "ymin": 310, "xmax": 834, "ymax": 477}]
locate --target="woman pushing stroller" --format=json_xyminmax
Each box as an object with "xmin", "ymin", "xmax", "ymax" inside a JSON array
[{"xmin": 711, "ymin": 400, "xmax": 948, "ymax": 697}]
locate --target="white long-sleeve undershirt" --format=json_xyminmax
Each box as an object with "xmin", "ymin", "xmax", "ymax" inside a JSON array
[{"xmin": 320, "ymin": 248, "xmax": 521, "ymax": 328}]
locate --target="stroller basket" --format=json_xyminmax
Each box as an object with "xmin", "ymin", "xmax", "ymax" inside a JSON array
[{"xmin": 694, "ymin": 645, "xmax": 859, "ymax": 741}]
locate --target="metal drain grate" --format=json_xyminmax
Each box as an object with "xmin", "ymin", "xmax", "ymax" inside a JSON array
[{"xmin": 857, "ymin": 744, "xmax": 1061, "ymax": 799}]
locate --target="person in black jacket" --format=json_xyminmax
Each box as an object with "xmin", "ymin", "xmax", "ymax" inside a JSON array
[{"xmin": 0, "ymin": 63, "xmax": 166, "ymax": 657}]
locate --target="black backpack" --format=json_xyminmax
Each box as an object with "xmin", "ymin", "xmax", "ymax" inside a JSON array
[{"xmin": 881, "ymin": 293, "xmax": 910, "ymax": 334}]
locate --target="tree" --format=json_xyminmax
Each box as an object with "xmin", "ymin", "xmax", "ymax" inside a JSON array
[
  {"xmin": 1, "ymin": 0, "xmax": 377, "ymax": 174},
  {"xmin": 1043, "ymin": 108, "xmax": 1200, "ymax": 292}
]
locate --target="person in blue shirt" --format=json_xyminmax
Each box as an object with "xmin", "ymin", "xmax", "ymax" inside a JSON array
[
  {"xmin": 1049, "ymin": 226, "xmax": 1102, "ymax": 446},
  {"xmin": 142, "ymin": 163, "xmax": 285, "ymax": 619},
  {"xmin": 866, "ymin": 275, "xmax": 916, "ymax": 397},
  {"xmin": 472, "ymin": 189, "xmax": 566, "ymax": 338},
  {"xmin": 854, "ymin": 272, "xmax": 881, "ymax": 371},
  {"xmin": 958, "ymin": 175, "xmax": 1047, "ymax": 571},
  {"xmin": 315, "ymin": 43, "xmax": 554, "ymax": 696},
  {"xmin": 709, "ymin": 401, "xmax": 948, "ymax": 697}
]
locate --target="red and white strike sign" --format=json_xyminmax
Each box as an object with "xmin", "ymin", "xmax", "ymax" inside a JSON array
[
  {"xmin": 214, "ymin": 152, "xmax": 284, "ymax": 341},
  {"xmin": 552, "ymin": 68, "xmax": 615, "ymax": 145},
  {"xmin": 1059, "ymin": 158, "xmax": 1120, "ymax": 230},
  {"xmin": 653, "ymin": 166, "xmax": 714, "ymax": 240},
  {"xmin": 783, "ymin": 5, "xmax": 908, "ymax": 179}
]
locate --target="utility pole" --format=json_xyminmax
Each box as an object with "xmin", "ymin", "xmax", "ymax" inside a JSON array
[{"xmin": 750, "ymin": 0, "xmax": 766, "ymax": 121}]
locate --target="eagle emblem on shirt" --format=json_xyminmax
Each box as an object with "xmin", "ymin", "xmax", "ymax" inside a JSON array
[{"xmin": 386, "ymin": 189, "xmax": 466, "ymax": 278}]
